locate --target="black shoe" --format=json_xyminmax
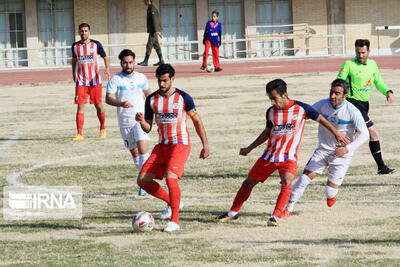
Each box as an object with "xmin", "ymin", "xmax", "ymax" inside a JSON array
[
  {"xmin": 138, "ymin": 61, "xmax": 148, "ymax": 66},
  {"xmin": 267, "ymin": 216, "xmax": 278, "ymax": 227},
  {"xmin": 215, "ymin": 67, "xmax": 222, "ymax": 72},
  {"xmin": 378, "ymin": 166, "xmax": 395, "ymax": 175},
  {"xmin": 153, "ymin": 61, "xmax": 164, "ymax": 66},
  {"xmin": 215, "ymin": 212, "xmax": 239, "ymax": 222},
  {"xmin": 200, "ymin": 66, "xmax": 206, "ymax": 70}
]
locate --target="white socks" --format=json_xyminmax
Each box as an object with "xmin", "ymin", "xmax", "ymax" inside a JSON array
[
  {"xmin": 287, "ymin": 174, "xmax": 312, "ymax": 212},
  {"xmin": 138, "ymin": 153, "xmax": 150, "ymax": 170},
  {"xmin": 132, "ymin": 156, "xmax": 140, "ymax": 170},
  {"xmin": 324, "ymin": 185, "xmax": 338, "ymax": 199}
]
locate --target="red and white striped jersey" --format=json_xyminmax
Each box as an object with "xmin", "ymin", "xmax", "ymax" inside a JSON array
[
  {"xmin": 72, "ymin": 39, "xmax": 107, "ymax": 86},
  {"xmin": 262, "ymin": 100, "xmax": 319, "ymax": 162},
  {"xmin": 145, "ymin": 89, "xmax": 196, "ymax": 145}
]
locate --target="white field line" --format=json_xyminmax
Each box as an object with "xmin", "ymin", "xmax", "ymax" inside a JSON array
[
  {"xmin": 5, "ymin": 151, "xmax": 400, "ymax": 203},
  {"xmin": 0, "ymin": 133, "xmax": 19, "ymax": 154}
]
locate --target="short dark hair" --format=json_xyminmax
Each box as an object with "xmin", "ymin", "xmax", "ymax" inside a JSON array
[
  {"xmin": 266, "ymin": 79, "xmax": 287, "ymax": 96},
  {"xmin": 79, "ymin": 23, "xmax": 90, "ymax": 30},
  {"xmin": 331, "ymin": 79, "xmax": 349, "ymax": 95},
  {"xmin": 118, "ymin": 49, "xmax": 135, "ymax": 61},
  {"xmin": 212, "ymin": 10, "xmax": 219, "ymax": 16},
  {"xmin": 355, "ymin": 39, "xmax": 370, "ymax": 50},
  {"xmin": 156, "ymin": 63, "xmax": 175, "ymax": 78}
]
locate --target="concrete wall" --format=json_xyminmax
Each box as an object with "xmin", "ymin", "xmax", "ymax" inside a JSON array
[
  {"xmin": 292, "ymin": 0, "xmax": 328, "ymax": 55},
  {"xmin": 345, "ymin": 0, "xmax": 400, "ymax": 56},
  {"xmin": 25, "ymin": 0, "xmax": 40, "ymax": 67},
  {"xmin": 125, "ymin": 0, "xmax": 149, "ymax": 60}
]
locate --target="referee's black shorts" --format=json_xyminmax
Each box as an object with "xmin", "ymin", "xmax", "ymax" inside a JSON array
[{"xmin": 347, "ymin": 97, "xmax": 374, "ymax": 128}]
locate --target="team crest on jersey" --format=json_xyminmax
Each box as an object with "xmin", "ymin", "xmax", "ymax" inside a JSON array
[{"xmin": 172, "ymin": 102, "xmax": 182, "ymax": 109}]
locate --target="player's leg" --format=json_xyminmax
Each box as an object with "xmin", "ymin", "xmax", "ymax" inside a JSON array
[
  {"xmin": 211, "ymin": 44, "xmax": 222, "ymax": 71},
  {"xmin": 162, "ymin": 145, "xmax": 190, "ymax": 232},
  {"xmin": 73, "ymin": 85, "xmax": 88, "ymax": 140},
  {"xmin": 201, "ymin": 40, "xmax": 211, "ymax": 69},
  {"xmin": 134, "ymin": 124, "xmax": 150, "ymax": 196},
  {"xmin": 324, "ymin": 156, "xmax": 351, "ymax": 207},
  {"xmin": 281, "ymin": 170, "xmax": 318, "ymax": 218},
  {"xmin": 91, "ymin": 84, "xmax": 106, "ymax": 138},
  {"xmin": 368, "ymin": 125, "xmax": 394, "ymax": 174},
  {"xmin": 217, "ymin": 158, "xmax": 273, "ymax": 222},
  {"xmin": 281, "ymin": 149, "xmax": 327, "ymax": 217}
]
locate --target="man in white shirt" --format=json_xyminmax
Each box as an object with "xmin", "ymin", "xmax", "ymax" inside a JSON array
[
  {"xmin": 280, "ymin": 79, "xmax": 369, "ymax": 218},
  {"xmin": 106, "ymin": 49, "xmax": 152, "ymax": 196}
]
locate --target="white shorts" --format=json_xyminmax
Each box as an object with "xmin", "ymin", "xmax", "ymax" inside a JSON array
[
  {"xmin": 120, "ymin": 123, "xmax": 149, "ymax": 151},
  {"xmin": 304, "ymin": 147, "xmax": 353, "ymax": 186}
]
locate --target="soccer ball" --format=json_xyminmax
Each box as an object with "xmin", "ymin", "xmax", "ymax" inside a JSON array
[
  {"xmin": 132, "ymin": 211, "xmax": 155, "ymax": 232},
  {"xmin": 206, "ymin": 63, "xmax": 215, "ymax": 73}
]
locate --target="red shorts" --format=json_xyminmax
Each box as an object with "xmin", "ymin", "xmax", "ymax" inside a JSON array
[
  {"xmin": 248, "ymin": 158, "xmax": 297, "ymax": 182},
  {"xmin": 74, "ymin": 84, "xmax": 102, "ymax": 104},
  {"xmin": 140, "ymin": 144, "xmax": 191, "ymax": 179}
]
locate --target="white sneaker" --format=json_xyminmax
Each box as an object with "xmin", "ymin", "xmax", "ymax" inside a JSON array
[
  {"xmin": 163, "ymin": 221, "xmax": 180, "ymax": 232},
  {"xmin": 160, "ymin": 202, "xmax": 184, "ymax": 220}
]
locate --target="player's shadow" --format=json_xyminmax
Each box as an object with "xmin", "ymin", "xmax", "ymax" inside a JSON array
[{"xmin": 0, "ymin": 222, "xmax": 84, "ymax": 230}]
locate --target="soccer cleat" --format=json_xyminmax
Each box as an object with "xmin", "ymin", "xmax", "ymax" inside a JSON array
[
  {"xmin": 160, "ymin": 202, "xmax": 184, "ymax": 220},
  {"xmin": 215, "ymin": 212, "xmax": 239, "ymax": 222},
  {"xmin": 279, "ymin": 209, "xmax": 292, "ymax": 218},
  {"xmin": 72, "ymin": 134, "xmax": 84, "ymax": 141},
  {"xmin": 138, "ymin": 188, "xmax": 147, "ymax": 196},
  {"xmin": 378, "ymin": 166, "xmax": 395, "ymax": 175},
  {"xmin": 99, "ymin": 129, "xmax": 106, "ymax": 138},
  {"xmin": 267, "ymin": 216, "xmax": 278, "ymax": 227},
  {"xmin": 215, "ymin": 67, "xmax": 223, "ymax": 72},
  {"xmin": 163, "ymin": 221, "xmax": 180, "ymax": 232},
  {"xmin": 200, "ymin": 66, "xmax": 206, "ymax": 70},
  {"xmin": 327, "ymin": 196, "xmax": 337, "ymax": 207}
]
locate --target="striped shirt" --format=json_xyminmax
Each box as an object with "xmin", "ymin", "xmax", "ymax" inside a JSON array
[
  {"xmin": 145, "ymin": 89, "xmax": 196, "ymax": 145},
  {"xmin": 72, "ymin": 39, "xmax": 107, "ymax": 86},
  {"xmin": 262, "ymin": 100, "xmax": 319, "ymax": 162}
]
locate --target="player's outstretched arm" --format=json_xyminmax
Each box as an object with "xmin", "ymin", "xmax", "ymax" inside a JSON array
[
  {"xmin": 316, "ymin": 115, "xmax": 350, "ymax": 145},
  {"xmin": 240, "ymin": 127, "xmax": 271, "ymax": 156},
  {"xmin": 135, "ymin": 112, "xmax": 153, "ymax": 133},
  {"xmin": 190, "ymin": 113, "xmax": 209, "ymax": 159}
]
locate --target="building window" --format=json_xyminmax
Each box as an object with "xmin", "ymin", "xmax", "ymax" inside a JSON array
[
  {"xmin": 0, "ymin": 0, "xmax": 27, "ymax": 67},
  {"xmin": 38, "ymin": 0, "xmax": 74, "ymax": 65}
]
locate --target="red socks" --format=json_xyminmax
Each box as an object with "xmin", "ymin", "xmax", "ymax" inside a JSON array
[
  {"xmin": 138, "ymin": 181, "xmax": 170, "ymax": 204},
  {"xmin": 166, "ymin": 178, "xmax": 181, "ymax": 224},
  {"xmin": 230, "ymin": 185, "xmax": 252, "ymax": 212},
  {"xmin": 97, "ymin": 111, "xmax": 105, "ymax": 130},
  {"xmin": 272, "ymin": 184, "xmax": 292, "ymax": 217},
  {"xmin": 76, "ymin": 113, "xmax": 84, "ymax": 135}
]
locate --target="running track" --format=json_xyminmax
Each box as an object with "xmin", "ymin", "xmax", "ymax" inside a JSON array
[{"xmin": 1, "ymin": 56, "xmax": 400, "ymax": 86}]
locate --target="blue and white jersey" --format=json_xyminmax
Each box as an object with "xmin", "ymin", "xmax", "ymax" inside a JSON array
[
  {"xmin": 312, "ymin": 99, "xmax": 368, "ymax": 154},
  {"xmin": 106, "ymin": 71, "xmax": 149, "ymax": 128}
]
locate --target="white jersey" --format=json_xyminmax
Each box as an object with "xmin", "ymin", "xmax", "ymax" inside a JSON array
[
  {"xmin": 106, "ymin": 71, "xmax": 149, "ymax": 128},
  {"xmin": 312, "ymin": 99, "xmax": 369, "ymax": 155}
]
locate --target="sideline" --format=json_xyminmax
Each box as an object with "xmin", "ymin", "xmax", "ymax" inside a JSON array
[{"xmin": 5, "ymin": 152, "xmax": 400, "ymax": 203}]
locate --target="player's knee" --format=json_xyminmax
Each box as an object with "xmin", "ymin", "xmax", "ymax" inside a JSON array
[{"xmin": 242, "ymin": 178, "xmax": 257, "ymax": 189}]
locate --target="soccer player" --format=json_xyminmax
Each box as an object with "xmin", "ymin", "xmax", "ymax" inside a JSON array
[
  {"xmin": 201, "ymin": 10, "xmax": 222, "ymax": 72},
  {"xmin": 216, "ymin": 79, "xmax": 350, "ymax": 227},
  {"xmin": 72, "ymin": 23, "xmax": 110, "ymax": 141},
  {"xmin": 135, "ymin": 64, "xmax": 209, "ymax": 232},
  {"xmin": 138, "ymin": 0, "xmax": 164, "ymax": 67},
  {"xmin": 106, "ymin": 49, "xmax": 151, "ymax": 196},
  {"xmin": 337, "ymin": 39, "xmax": 395, "ymax": 174},
  {"xmin": 280, "ymin": 79, "xmax": 369, "ymax": 218}
]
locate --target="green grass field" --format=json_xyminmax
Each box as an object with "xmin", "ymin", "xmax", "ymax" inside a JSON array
[{"xmin": 1, "ymin": 69, "xmax": 399, "ymax": 266}]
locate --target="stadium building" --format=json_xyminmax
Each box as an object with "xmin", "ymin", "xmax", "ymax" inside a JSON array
[{"xmin": 1, "ymin": 0, "xmax": 399, "ymax": 68}]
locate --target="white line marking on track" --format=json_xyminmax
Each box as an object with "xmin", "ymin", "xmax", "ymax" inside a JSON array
[
  {"xmin": 0, "ymin": 133, "xmax": 19, "ymax": 154},
  {"xmin": 5, "ymin": 151, "xmax": 400, "ymax": 204}
]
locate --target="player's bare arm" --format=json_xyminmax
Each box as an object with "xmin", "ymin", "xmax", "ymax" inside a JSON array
[
  {"xmin": 190, "ymin": 113, "xmax": 209, "ymax": 159},
  {"xmin": 240, "ymin": 127, "xmax": 271, "ymax": 156},
  {"xmin": 387, "ymin": 91, "xmax": 395, "ymax": 104},
  {"xmin": 316, "ymin": 115, "xmax": 350, "ymax": 145},
  {"xmin": 135, "ymin": 112, "xmax": 153, "ymax": 133},
  {"xmin": 71, "ymin": 57, "xmax": 77, "ymax": 82},
  {"xmin": 105, "ymin": 93, "xmax": 133, "ymax": 108},
  {"xmin": 103, "ymin": 57, "xmax": 111, "ymax": 81}
]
